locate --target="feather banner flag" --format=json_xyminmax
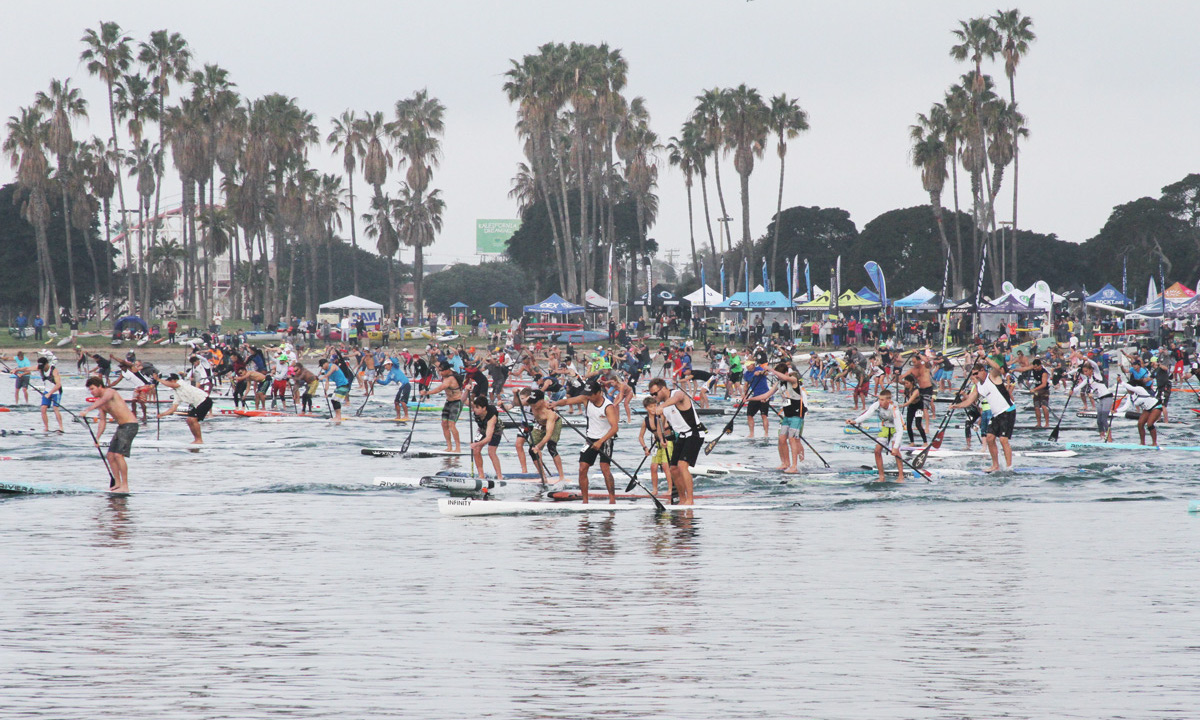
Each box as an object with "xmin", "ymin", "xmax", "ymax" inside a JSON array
[
  {"xmin": 974, "ymin": 240, "xmax": 989, "ymax": 306},
  {"xmin": 720, "ymin": 258, "xmax": 726, "ymax": 298},
  {"xmin": 863, "ymin": 261, "xmax": 887, "ymax": 307},
  {"xmin": 761, "ymin": 256, "xmax": 769, "ymax": 292},
  {"xmin": 1122, "ymin": 255, "xmax": 1128, "ymax": 306},
  {"xmin": 804, "ymin": 259, "xmax": 811, "ymax": 300}
]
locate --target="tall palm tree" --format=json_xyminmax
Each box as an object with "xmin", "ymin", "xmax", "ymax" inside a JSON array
[
  {"xmin": 617, "ymin": 97, "xmax": 660, "ymax": 302},
  {"xmin": 70, "ymin": 140, "xmax": 105, "ymax": 315},
  {"xmin": 721, "ymin": 84, "xmax": 769, "ymax": 259},
  {"xmin": 35, "ymin": 79, "xmax": 89, "ymax": 322},
  {"xmin": 911, "ymin": 104, "xmax": 958, "ymax": 297},
  {"xmin": 4, "ymin": 107, "xmax": 56, "ymax": 319},
  {"xmin": 80, "ymin": 22, "xmax": 134, "ymax": 308},
  {"xmin": 327, "ymin": 110, "xmax": 364, "ymax": 294},
  {"xmin": 139, "ymin": 29, "xmax": 192, "ymax": 307},
  {"xmin": 666, "ymin": 134, "xmax": 700, "ymax": 284},
  {"xmin": 363, "ymin": 193, "xmax": 398, "ymax": 310},
  {"xmin": 114, "ymin": 72, "xmax": 159, "ymax": 307},
  {"xmin": 993, "ymin": 9, "xmax": 1035, "ymax": 282},
  {"xmin": 390, "ymin": 89, "xmax": 445, "ymax": 317},
  {"xmin": 680, "ymin": 118, "xmax": 719, "ymax": 265},
  {"xmin": 943, "ymin": 82, "xmax": 970, "ymax": 288},
  {"xmin": 693, "ymin": 89, "xmax": 732, "ymax": 253},
  {"xmin": 393, "ymin": 186, "xmax": 444, "ymax": 315},
  {"xmin": 81, "ymin": 136, "xmax": 117, "ymax": 314},
  {"xmin": 767, "ymin": 93, "xmax": 809, "ymax": 280}
]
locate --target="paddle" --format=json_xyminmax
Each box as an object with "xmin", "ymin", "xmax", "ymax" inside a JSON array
[
  {"xmin": 765, "ymin": 404, "xmax": 830, "ymax": 468},
  {"xmin": 845, "ymin": 422, "xmax": 932, "ymax": 481},
  {"xmin": 704, "ymin": 393, "xmax": 748, "ymax": 455},
  {"xmin": 911, "ymin": 362, "xmax": 975, "ymax": 469},
  {"xmin": 354, "ymin": 381, "xmax": 374, "ymax": 416},
  {"xmin": 398, "ymin": 394, "xmax": 421, "ymax": 455},
  {"xmin": 1048, "ymin": 371, "xmax": 1081, "ymax": 442},
  {"xmin": 555, "ymin": 415, "xmax": 666, "ymax": 511}
]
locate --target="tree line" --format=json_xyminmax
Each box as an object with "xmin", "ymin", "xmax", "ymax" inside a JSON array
[{"xmin": 3, "ymin": 21, "xmax": 445, "ymax": 326}]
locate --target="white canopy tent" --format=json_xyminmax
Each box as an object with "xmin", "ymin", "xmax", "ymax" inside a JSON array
[
  {"xmin": 584, "ymin": 289, "xmax": 618, "ymax": 310},
  {"xmin": 318, "ymin": 294, "xmax": 385, "ymax": 328},
  {"xmin": 684, "ymin": 285, "xmax": 726, "ymax": 307},
  {"xmin": 791, "ymin": 284, "xmax": 824, "ymax": 303}
]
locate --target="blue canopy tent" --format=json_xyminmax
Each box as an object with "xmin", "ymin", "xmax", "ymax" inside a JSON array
[
  {"xmin": 892, "ymin": 287, "xmax": 936, "ymax": 308},
  {"xmin": 523, "ymin": 293, "xmax": 585, "ymax": 315},
  {"xmin": 1085, "ymin": 283, "xmax": 1131, "ymax": 306},
  {"xmin": 449, "ymin": 301, "xmax": 469, "ymax": 309},
  {"xmin": 714, "ymin": 291, "xmax": 792, "ymax": 310},
  {"xmin": 488, "ymin": 301, "xmax": 509, "ymax": 321}
]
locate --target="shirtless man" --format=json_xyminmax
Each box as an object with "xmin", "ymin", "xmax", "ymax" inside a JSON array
[
  {"xmin": 80, "ymin": 376, "xmax": 138, "ymax": 492},
  {"xmin": 233, "ymin": 364, "xmax": 270, "ymax": 411},
  {"xmin": 910, "ymin": 355, "xmax": 937, "ymax": 422},
  {"xmin": 526, "ymin": 389, "xmax": 566, "ymax": 484},
  {"xmin": 422, "ymin": 361, "xmax": 463, "ymax": 452},
  {"xmin": 291, "ymin": 362, "xmax": 319, "ymax": 414}
]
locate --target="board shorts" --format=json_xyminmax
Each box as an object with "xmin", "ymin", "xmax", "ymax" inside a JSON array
[
  {"xmin": 41, "ymin": 391, "xmax": 62, "ymax": 408},
  {"xmin": 14, "ymin": 374, "xmax": 29, "ymax": 390},
  {"xmin": 1158, "ymin": 390, "xmax": 1171, "ymax": 408},
  {"xmin": 918, "ymin": 386, "xmax": 934, "ymax": 412},
  {"xmin": 780, "ymin": 415, "xmax": 804, "ymax": 438},
  {"xmin": 669, "ymin": 432, "xmax": 702, "ymax": 467},
  {"xmin": 108, "ymin": 422, "xmax": 138, "ymax": 457},
  {"xmin": 186, "ymin": 397, "xmax": 213, "ymax": 421},
  {"xmin": 333, "ymin": 384, "xmax": 351, "ymax": 403},
  {"xmin": 854, "ymin": 381, "xmax": 869, "ymax": 399},
  {"xmin": 394, "ymin": 383, "xmax": 411, "ymax": 405},
  {"xmin": 256, "ymin": 378, "xmax": 272, "ymax": 395},
  {"xmin": 747, "ymin": 399, "xmax": 770, "ymax": 417},
  {"xmin": 1032, "ymin": 390, "xmax": 1050, "ymax": 409},
  {"xmin": 365, "ymin": 369, "xmax": 376, "ymax": 383},
  {"xmin": 579, "ymin": 436, "xmax": 615, "ymax": 466},
  {"xmin": 988, "ymin": 409, "xmax": 1015, "ymax": 439},
  {"xmin": 651, "ymin": 439, "xmax": 673, "ymax": 465},
  {"xmin": 729, "ymin": 371, "xmax": 743, "ymax": 384},
  {"xmin": 442, "ymin": 399, "xmax": 463, "ymax": 422},
  {"xmin": 480, "ymin": 427, "xmax": 503, "ymax": 447}
]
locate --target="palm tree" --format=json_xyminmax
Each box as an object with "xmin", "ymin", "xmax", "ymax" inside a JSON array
[
  {"xmin": 666, "ymin": 133, "xmax": 704, "ymax": 286},
  {"xmin": 4, "ymin": 107, "xmax": 56, "ymax": 319},
  {"xmin": 139, "ymin": 29, "xmax": 192, "ymax": 307},
  {"xmin": 767, "ymin": 93, "xmax": 809, "ymax": 280},
  {"xmin": 327, "ymin": 110, "xmax": 364, "ymax": 294},
  {"xmin": 943, "ymin": 82, "xmax": 970, "ymax": 290},
  {"xmin": 393, "ymin": 186, "xmax": 445, "ymax": 316},
  {"xmin": 148, "ymin": 239, "xmax": 186, "ymax": 289},
  {"xmin": 617, "ymin": 97, "xmax": 660, "ymax": 302},
  {"xmin": 363, "ymin": 193, "xmax": 398, "ymax": 310},
  {"xmin": 993, "ymin": 8, "xmax": 1035, "ymax": 281},
  {"xmin": 81, "ymin": 136, "xmax": 117, "ymax": 315},
  {"xmin": 911, "ymin": 104, "xmax": 958, "ymax": 297},
  {"xmin": 390, "ymin": 89, "xmax": 446, "ymax": 317},
  {"xmin": 35, "ymin": 79, "xmax": 89, "ymax": 322},
  {"xmin": 693, "ymin": 89, "xmax": 732, "ymax": 253},
  {"xmin": 680, "ymin": 118, "xmax": 719, "ymax": 264},
  {"xmin": 114, "ymin": 72, "xmax": 159, "ymax": 307},
  {"xmin": 721, "ymin": 84, "xmax": 769, "ymax": 259},
  {"xmin": 70, "ymin": 140, "xmax": 105, "ymax": 316},
  {"xmin": 80, "ymin": 22, "xmax": 134, "ymax": 308}
]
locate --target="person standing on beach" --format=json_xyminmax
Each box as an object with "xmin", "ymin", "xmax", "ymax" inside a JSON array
[{"xmin": 80, "ymin": 376, "xmax": 138, "ymax": 492}]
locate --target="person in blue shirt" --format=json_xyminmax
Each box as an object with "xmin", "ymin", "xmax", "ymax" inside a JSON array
[
  {"xmin": 16, "ymin": 312, "xmax": 28, "ymax": 335},
  {"xmin": 741, "ymin": 351, "xmax": 773, "ymax": 438},
  {"xmin": 375, "ymin": 357, "xmax": 411, "ymax": 421},
  {"xmin": 33, "ymin": 315, "xmax": 44, "ymax": 340},
  {"xmin": 319, "ymin": 357, "xmax": 352, "ymax": 422}
]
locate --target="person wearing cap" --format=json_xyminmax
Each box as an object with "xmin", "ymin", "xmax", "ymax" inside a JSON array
[
  {"xmin": 155, "ymin": 373, "xmax": 213, "ymax": 444},
  {"xmin": 319, "ymin": 357, "xmax": 352, "ymax": 422},
  {"xmin": 35, "ymin": 356, "xmax": 65, "ymax": 433},
  {"xmin": 109, "ymin": 356, "xmax": 155, "ymax": 423},
  {"xmin": 525, "ymin": 388, "xmax": 565, "ymax": 483},
  {"xmin": 422, "ymin": 361, "xmax": 464, "ymax": 453},
  {"xmin": 550, "ymin": 379, "xmax": 618, "ymax": 503},
  {"xmin": 741, "ymin": 352, "xmax": 773, "ymax": 439},
  {"xmin": 291, "ymin": 362, "xmax": 320, "ymax": 414},
  {"xmin": 6, "ymin": 351, "xmax": 33, "ymax": 405},
  {"xmin": 374, "ymin": 357, "xmax": 411, "ymax": 421}
]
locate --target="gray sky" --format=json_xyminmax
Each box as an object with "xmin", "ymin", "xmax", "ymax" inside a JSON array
[{"xmin": 4, "ymin": 1, "xmax": 1199, "ymax": 271}]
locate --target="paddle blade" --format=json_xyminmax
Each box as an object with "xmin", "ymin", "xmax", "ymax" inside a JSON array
[
  {"xmin": 624, "ymin": 478, "xmax": 638, "ymax": 493},
  {"xmin": 703, "ymin": 438, "xmax": 719, "ymax": 455},
  {"xmin": 931, "ymin": 429, "xmax": 946, "ymax": 450},
  {"xmin": 1047, "ymin": 426, "xmax": 1060, "ymax": 443},
  {"xmin": 911, "ymin": 453, "xmax": 927, "ymax": 470}
]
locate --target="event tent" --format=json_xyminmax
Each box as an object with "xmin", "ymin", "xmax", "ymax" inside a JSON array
[
  {"xmin": 684, "ymin": 285, "xmax": 725, "ymax": 307},
  {"xmin": 318, "ymin": 294, "xmax": 384, "ymax": 328},
  {"xmin": 979, "ymin": 295, "xmax": 1036, "ymax": 313},
  {"xmin": 523, "ymin": 293, "xmax": 585, "ymax": 314},
  {"xmin": 1085, "ymin": 284, "xmax": 1131, "ymax": 306},
  {"xmin": 797, "ymin": 289, "xmax": 880, "ymax": 310},
  {"xmin": 714, "ymin": 290, "xmax": 792, "ymax": 310},
  {"xmin": 1162, "ymin": 282, "xmax": 1196, "ymax": 301},
  {"xmin": 584, "ymin": 289, "xmax": 618, "ymax": 310},
  {"xmin": 892, "ymin": 287, "xmax": 936, "ymax": 308},
  {"xmin": 910, "ymin": 295, "xmax": 969, "ymax": 312},
  {"xmin": 449, "ymin": 301, "xmax": 468, "ymax": 309}
]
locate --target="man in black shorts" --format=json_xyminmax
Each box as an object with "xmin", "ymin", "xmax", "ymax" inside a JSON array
[
  {"xmin": 156, "ymin": 373, "xmax": 214, "ymax": 444},
  {"xmin": 80, "ymin": 376, "xmax": 139, "ymax": 491},
  {"xmin": 1029, "ymin": 358, "xmax": 1051, "ymax": 428},
  {"xmin": 741, "ymin": 352, "xmax": 773, "ymax": 438},
  {"xmin": 549, "ymin": 379, "xmax": 618, "ymax": 503}
]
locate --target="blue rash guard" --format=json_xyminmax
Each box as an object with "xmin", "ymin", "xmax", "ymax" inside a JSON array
[
  {"xmin": 376, "ymin": 365, "xmax": 410, "ymax": 386},
  {"xmin": 745, "ymin": 365, "xmax": 771, "ymax": 397}
]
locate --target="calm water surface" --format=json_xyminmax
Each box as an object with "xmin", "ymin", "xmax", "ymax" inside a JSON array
[{"xmin": 2, "ymin": 383, "xmax": 1198, "ymax": 719}]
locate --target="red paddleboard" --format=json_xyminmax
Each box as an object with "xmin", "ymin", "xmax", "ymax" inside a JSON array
[
  {"xmin": 218, "ymin": 409, "xmax": 319, "ymax": 418},
  {"xmin": 548, "ymin": 491, "xmax": 729, "ymax": 502}
]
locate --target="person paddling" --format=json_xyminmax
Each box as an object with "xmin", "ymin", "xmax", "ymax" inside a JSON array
[
  {"xmin": 550, "ymin": 379, "xmax": 618, "ymax": 504},
  {"xmin": 847, "ymin": 388, "xmax": 905, "ymax": 483},
  {"xmin": 950, "ymin": 362, "xmax": 1016, "ymax": 473},
  {"xmin": 469, "ymin": 396, "xmax": 504, "ymax": 480},
  {"xmin": 647, "ymin": 377, "xmax": 702, "ymax": 505},
  {"xmin": 155, "ymin": 373, "xmax": 213, "ymax": 444},
  {"xmin": 80, "ymin": 376, "xmax": 138, "ymax": 492},
  {"xmin": 35, "ymin": 356, "xmax": 64, "ymax": 433}
]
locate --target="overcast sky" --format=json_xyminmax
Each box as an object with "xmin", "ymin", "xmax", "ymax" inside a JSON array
[{"xmin": 4, "ymin": 1, "xmax": 1199, "ymax": 270}]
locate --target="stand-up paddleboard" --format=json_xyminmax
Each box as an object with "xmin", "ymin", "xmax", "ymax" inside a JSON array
[
  {"xmin": 438, "ymin": 497, "xmax": 776, "ymax": 517},
  {"xmin": 0, "ymin": 480, "xmax": 107, "ymax": 494},
  {"xmin": 0, "ymin": 456, "xmax": 22, "ymax": 461},
  {"xmin": 373, "ymin": 477, "xmax": 422, "ymax": 488},
  {"xmin": 1064, "ymin": 441, "xmax": 1200, "ymax": 452},
  {"xmin": 137, "ymin": 337, "xmax": 149, "ymax": 346},
  {"xmin": 361, "ymin": 448, "xmax": 470, "ymax": 458},
  {"xmin": 56, "ymin": 336, "xmax": 72, "ymax": 347}
]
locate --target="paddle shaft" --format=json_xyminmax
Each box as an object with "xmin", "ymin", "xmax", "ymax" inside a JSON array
[
  {"xmin": 555, "ymin": 413, "xmax": 665, "ymax": 511},
  {"xmin": 764, "ymin": 403, "xmax": 829, "ymax": 468},
  {"xmin": 32, "ymin": 383, "xmax": 117, "ymax": 487},
  {"xmin": 705, "ymin": 392, "xmax": 748, "ymax": 454},
  {"xmin": 912, "ymin": 361, "xmax": 975, "ymax": 465}
]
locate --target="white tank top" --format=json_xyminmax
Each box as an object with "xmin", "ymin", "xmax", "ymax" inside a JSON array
[
  {"xmin": 585, "ymin": 397, "xmax": 614, "ymax": 440},
  {"xmin": 975, "ymin": 377, "xmax": 1013, "ymax": 414}
]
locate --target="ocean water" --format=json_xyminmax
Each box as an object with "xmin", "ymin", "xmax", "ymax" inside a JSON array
[{"xmin": 2, "ymin": 382, "xmax": 1198, "ymax": 719}]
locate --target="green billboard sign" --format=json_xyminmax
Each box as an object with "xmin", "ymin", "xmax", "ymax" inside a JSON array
[{"xmin": 476, "ymin": 219, "xmax": 520, "ymax": 254}]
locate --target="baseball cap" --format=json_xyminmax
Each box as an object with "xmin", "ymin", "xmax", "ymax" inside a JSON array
[
  {"xmin": 585, "ymin": 379, "xmax": 603, "ymax": 395},
  {"xmin": 526, "ymin": 389, "xmax": 545, "ymax": 404}
]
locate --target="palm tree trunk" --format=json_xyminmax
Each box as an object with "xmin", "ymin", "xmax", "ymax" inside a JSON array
[
  {"xmin": 326, "ymin": 232, "xmax": 334, "ymax": 299},
  {"xmin": 348, "ymin": 172, "xmax": 359, "ymax": 295},
  {"xmin": 102, "ymin": 199, "xmax": 113, "ymax": 323},
  {"xmin": 284, "ymin": 244, "xmax": 296, "ymax": 320},
  {"xmin": 80, "ymin": 219, "xmax": 102, "ymax": 327},
  {"xmin": 771, "ymin": 151, "xmax": 786, "ymax": 288},
  {"xmin": 136, "ymin": 199, "xmax": 146, "ymax": 315},
  {"xmin": 738, "ymin": 167, "xmax": 752, "ymax": 251},
  {"xmin": 699, "ymin": 168, "xmax": 718, "ymax": 261},
  {"xmin": 950, "ymin": 151, "xmax": 964, "ymax": 297},
  {"xmin": 712, "ymin": 154, "xmax": 731, "ymax": 253},
  {"xmin": 60, "ymin": 187, "xmax": 79, "ymax": 321},
  {"xmin": 685, "ymin": 179, "xmax": 699, "ymax": 284},
  {"xmin": 532, "ymin": 147, "xmax": 569, "ymax": 297},
  {"xmin": 106, "ymin": 79, "xmax": 132, "ymax": 317},
  {"xmin": 306, "ymin": 240, "xmax": 316, "ymax": 319},
  {"xmin": 414, "ymin": 247, "xmax": 425, "ymax": 319},
  {"xmin": 385, "ymin": 254, "xmax": 395, "ymax": 317},
  {"xmin": 230, "ymin": 228, "xmax": 240, "ymax": 320},
  {"xmin": 1011, "ymin": 144, "xmax": 1020, "ymax": 287}
]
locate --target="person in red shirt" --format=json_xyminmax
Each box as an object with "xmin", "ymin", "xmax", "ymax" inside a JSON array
[{"xmin": 167, "ymin": 319, "xmax": 178, "ymax": 344}]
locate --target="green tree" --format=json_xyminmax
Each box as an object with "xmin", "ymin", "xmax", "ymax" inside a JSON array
[
  {"xmin": 390, "ymin": 89, "xmax": 446, "ymax": 317},
  {"xmin": 993, "ymin": 9, "xmax": 1035, "ymax": 277},
  {"xmin": 767, "ymin": 93, "xmax": 809, "ymax": 279},
  {"xmin": 423, "ymin": 261, "xmax": 533, "ymax": 315},
  {"xmin": 720, "ymin": 84, "xmax": 769, "ymax": 258},
  {"xmin": 3, "ymin": 107, "xmax": 56, "ymax": 319},
  {"xmin": 35, "ymin": 78, "xmax": 89, "ymax": 321},
  {"xmin": 327, "ymin": 110, "xmax": 364, "ymax": 295}
]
